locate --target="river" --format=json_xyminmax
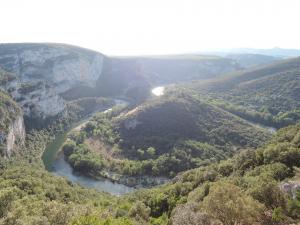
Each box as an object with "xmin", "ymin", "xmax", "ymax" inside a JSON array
[
  {"xmin": 42, "ymin": 87, "xmax": 276, "ymax": 196},
  {"xmin": 151, "ymin": 86, "xmax": 165, "ymax": 96},
  {"xmin": 42, "ymin": 100, "xmax": 136, "ymax": 196}
]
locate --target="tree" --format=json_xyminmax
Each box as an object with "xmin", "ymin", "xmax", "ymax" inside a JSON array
[
  {"xmin": 62, "ymin": 140, "xmax": 76, "ymax": 156},
  {"xmin": 170, "ymin": 203, "xmax": 218, "ymax": 225},
  {"xmin": 0, "ymin": 188, "xmax": 17, "ymax": 218},
  {"xmin": 147, "ymin": 147, "xmax": 156, "ymax": 157},
  {"xmin": 84, "ymin": 121, "xmax": 97, "ymax": 135},
  {"xmin": 288, "ymin": 189, "xmax": 300, "ymax": 219},
  {"xmin": 71, "ymin": 215, "xmax": 133, "ymax": 225},
  {"xmin": 246, "ymin": 174, "xmax": 287, "ymax": 209},
  {"xmin": 201, "ymin": 181, "xmax": 264, "ymax": 225},
  {"xmin": 129, "ymin": 201, "xmax": 150, "ymax": 222}
]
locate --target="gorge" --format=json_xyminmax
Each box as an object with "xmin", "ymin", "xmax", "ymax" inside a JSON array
[{"xmin": 1, "ymin": 43, "xmax": 300, "ymax": 225}]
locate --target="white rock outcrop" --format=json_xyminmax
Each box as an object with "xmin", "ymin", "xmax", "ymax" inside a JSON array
[
  {"xmin": 0, "ymin": 43, "xmax": 104, "ymax": 118},
  {"xmin": 280, "ymin": 181, "xmax": 300, "ymax": 199},
  {"xmin": 1, "ymin": 115, "xmax": 26, "ymax": 157}
]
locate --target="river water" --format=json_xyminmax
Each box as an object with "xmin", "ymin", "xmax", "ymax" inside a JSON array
[
  {"xmin": 151, "ymin": 86, "xmax": 165, "ymax": 96},
  {"xmin": 42, "ymin": 101, "xmax": 136, "ymax": 196},
  {"xmin": 42, "ymin": 88, "xmax": 275, "ymax": 196}
]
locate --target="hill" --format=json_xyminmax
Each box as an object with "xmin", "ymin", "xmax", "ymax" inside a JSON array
[
  {"xmin": 226, "ymin": 53, "xmax": 279, "ymax": 68},
  {"xmin": 0, "ymin": 43, "xmax": 106, "ymax": 118},
  {"xmin": 0, "ymin": 118, "xmax": 299, "ymax": 224},
  {"xmin": 62, "ymin": 93, "xmax": 270, "ymax": 179},
  {"xmin": 135, "ymin": 122, "xmax": 300, "ymax": 224},
  {"xmin": 115, "ymin": 93, "xmax": 269, "ymax": 153},
  {"xmin": 1, "ymin": 44, "xmax": 300, "ymax": 224},
  {"xmin": 100, "ymin": 54, "xmax": 241, "ymax": 88},
  {"xmin": 0, "ymin": 43, "xmax": 242, "ymax": 129},
  {"xmin": 204, "ymin": 47, "xmax": 300, "ymax": 58},
  {"xmin": 186, "ymin": 57, "xmax": 300, "ymax": 128}
]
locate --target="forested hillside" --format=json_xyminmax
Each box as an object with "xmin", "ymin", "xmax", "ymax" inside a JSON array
[
  {"xmin": 184, "ymin": 57, "xmax": 300, "ymax": 128},
  {"xmin": 1, "ymin": 44, "xmax": 300, "ymax": 225},
  {"xmin": 1, "ymin": 119, "xmax": 300, "ymax": 224},
  {"xmin": 133, "ymin": 122, "xmax": 300, "ymax": 225},
  {"xmin": 61, "ymin": 92, "xmax": 270, "ymax": 181},
  {"xmin": 226, "ymin": 53, "xmax": 279, "ymax": 68}
]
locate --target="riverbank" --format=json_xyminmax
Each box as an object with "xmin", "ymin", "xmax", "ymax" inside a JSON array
[
  {"xmin": 52, "ymin": 151, "xmax": 135, "ymax": 195},
  {"xmin": 88, "ymin": 168, "xmax": 169, "ymax": 188},
  {"xmin": 56, "ymin": 149, "xmax": 169, "ymax": 189},
  {"xmin": 42, "ymin": 97, "xmax": 170, "ymax": 195}
]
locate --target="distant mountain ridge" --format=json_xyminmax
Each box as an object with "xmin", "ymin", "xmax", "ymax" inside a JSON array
[
  {"xmin": 186, "ymin": 56, "xmax": 300, "ymax": 128},
  {"xmin": 0, "ymin": 43, "xmax": 242, "ymax": 125},
  {"xmin": 225, "ymin": 54, "xmax": 279, "ymax": 68},
  {"xmin": 202, "ymin": 47, "xmax": 300, "ymax": 58}
]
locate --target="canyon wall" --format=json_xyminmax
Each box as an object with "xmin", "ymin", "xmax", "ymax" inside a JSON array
[{"xmin": 0, "ymin": 43, "xmax": 104, "ymax": 118}]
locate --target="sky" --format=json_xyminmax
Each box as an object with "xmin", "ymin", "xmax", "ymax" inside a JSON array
[{"xmin": 1, "ymin": 0, "xmax": 300, "ymax": 55}]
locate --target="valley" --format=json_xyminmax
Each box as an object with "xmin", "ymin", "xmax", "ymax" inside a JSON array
[
  {"xmin": 0, "ymin": 43, "xmax": 300, "ymax": 225},
  {"xmin": 42, "ymin": 97, "xmax": 168, "ymax": 194}
]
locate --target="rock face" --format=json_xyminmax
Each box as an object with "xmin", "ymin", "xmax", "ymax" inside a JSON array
[
  {"xmin": 99, "ymin": 56, "xmax": 241, "ymax": 87},
  {"xmin": 4, "ymin": 115, "xmax": 26, "ymax": 157},
  {"xmin": 280, "ymin": 181, "xmax": 300, "ymax": 199},
  {"xmin": 0, "ymin": 43, "xmax": 104, "ymax": 118},
  {"xmin": 0, "ymin": 43, "xmax": 242, "ymax": 123},
  {"xmin": 0, "ymin": 91, "xmax": 25, "ymax": 157}
]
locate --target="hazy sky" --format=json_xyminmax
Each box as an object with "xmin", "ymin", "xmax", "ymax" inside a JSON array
[{"xmin": 1, "ymin": 0, "xmax": 300, "ymax": 55}]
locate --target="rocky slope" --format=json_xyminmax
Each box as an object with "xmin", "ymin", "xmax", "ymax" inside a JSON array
[
  {"xmin": 102, "ymin": 55, "xmax": 241, "ymax": 87},
  {"xmin": 0, "ymin": 43, "xmax": 242, "ymax": 128},
  {"xmin": 0, "ymin": 43, "xmax": 105, "ymax": 118},
  {"xmin": 0, "ymin": 91, "xmax": 25, "ymax": 157}
]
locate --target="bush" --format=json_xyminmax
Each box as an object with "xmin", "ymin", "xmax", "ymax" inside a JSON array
[{"xmin": 201, "ymin": 181, "xmax": 264, "ymax": 225}]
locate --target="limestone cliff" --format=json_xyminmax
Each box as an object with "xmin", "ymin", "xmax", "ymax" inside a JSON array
[
  {"xmin": 0, "ymin": 43, "xmax": 104, "ymax": 118},
  {"xmin": 4, "ymin": 115, "xmax": 25, "ymax": 157},
  {"xmin": 0, "ymin": 43, "xmax": 242, "ymax": 124},
  {"xmin": 0, "ymin": 91, "xmax": 25, "ymax": 157}
]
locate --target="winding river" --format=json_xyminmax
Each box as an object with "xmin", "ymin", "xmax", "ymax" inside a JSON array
[
  {"xmin": 42, "ymin": 100, "xmax": 136, "ymax": 196},
  {"xmin": 42, "ymin": 87, "xmax": 277, "ymax": 196}
]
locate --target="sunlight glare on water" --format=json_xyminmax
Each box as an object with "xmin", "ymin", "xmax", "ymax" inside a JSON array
[{"xmin": 151, "ymin": 86, "xmax": 165, "ymax": 96}]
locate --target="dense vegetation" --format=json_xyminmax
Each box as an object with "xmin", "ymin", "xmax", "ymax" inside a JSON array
[
  {"xmin": 2, "ymin": 121, "xmax": 300, "ymax": 224},
  {"xmin": 226, "ymin": 53, "xmax": 279, "ymax": 68},
  {"xmin": 0, "ymin": 161, "xmax": 142, "ymax": 225},
  {"xmin": 129, "ymin": 122, "xmax": 300, "ymax": 224},
  {"xmin": 184, "ymin": 57, "xmax": 300, "ymax": 128},
  {"xmin": 62, "ymin": 92, "xmax": 270, "ymax": 179},
  {"xmin": 0, "ymin": 69, "xmax": 16, "ymax": 88},
  {"xmin": 1, "ymin": 53, "xmax": 300, "ymax": 224}
]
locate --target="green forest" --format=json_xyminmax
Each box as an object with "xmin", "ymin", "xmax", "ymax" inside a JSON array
[{"xmin": 1, "ymin": 44, "xmax": 300, "ymax": 225}]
